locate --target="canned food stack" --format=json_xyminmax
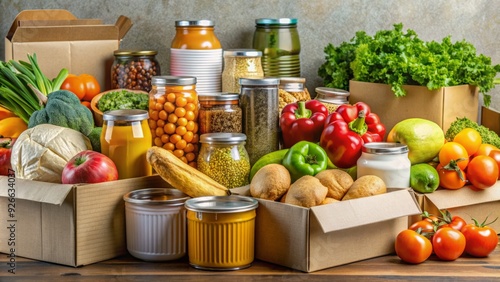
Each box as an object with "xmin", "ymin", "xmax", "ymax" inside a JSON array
[
  {"xmin": 170, "ymin": 20, "xmax": 223, "ymax": 95},
  {"xmin": 253, "ymin": 18, "xmax": 301, "ymax": 77}
]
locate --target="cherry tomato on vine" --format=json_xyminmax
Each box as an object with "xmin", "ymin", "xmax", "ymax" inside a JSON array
[
  {"xmin": 439, "ymin": 210, "xmax": 466, "ymax": 231},
  {"xmin": 436, "ymin": 163, "xmax": 467, "ymax": 190},
  {"xmin": 395, "ymin": 229, "xmax": 433, "ymax": 264},
  {"xmin": 461, "ymin": 217, "xmax": 499, "ymax": 257},
  {"xmin": 61, "ymin": 76, "xmax": 86, "ymax": 100},
  {"xmin": 466, "ymin": 155, "xmax": 499, "ymax": 189},
  {"xmin": 488, "ymin": 150, "xmax": 500, "ymax": 180},
  {"xmin": 432, "ymin": 227, "xmax": 466, "ymax": 261},
  {"xmin": 409, "ymin": 220, "xmax": 435, "ymax": 233},
  {"xmin": 453, "ymin": 128, "xmax": 482, "ymax": 156}
]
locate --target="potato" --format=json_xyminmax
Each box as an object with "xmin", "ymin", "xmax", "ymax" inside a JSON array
[
  {"xmin": 250, "ymin": 164, "xmax": 291, "ymax": 200},
  {"xmin": 285, "ymin": 175, "xmax": 328, "ymax": 207},
  {"xmin": 315, "ymin": 169, "xmax": 353, "ymax": 200},
  {"xmin": 342, "ymin": 175, "xmax": 386, "ymax": 200}
]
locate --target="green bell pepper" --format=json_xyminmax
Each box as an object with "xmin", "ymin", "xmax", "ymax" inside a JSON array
[{"xmin": 282, "ymin": 141, "xmax": 329, "ymax": 182}]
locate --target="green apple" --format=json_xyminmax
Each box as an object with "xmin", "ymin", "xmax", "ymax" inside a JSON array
[
  {"xmin": 410, "ymin": 163, "xmax": 440, "ymax": 193},
  {"xmin": 387, "ymin": 118, "xmax": 445, "ymax": 164}
]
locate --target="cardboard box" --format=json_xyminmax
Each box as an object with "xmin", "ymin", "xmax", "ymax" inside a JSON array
[
  {"xmin": 349, "ymin": 81, "xmax": 479, "ymax": 138},
  {"xmin": 0, "ymin": 175, "xmax": 169, "ymax": 267},
  {"xmin": 4, "ymin": 9, "xmax": 133, "ymax": 90},
  {"xmin": 254, "ymin": 188, "xmax": 421, "ymax": 272},
  {"xmin": 481, "ymin": 106, "xmax": 500, "ymax": 135},
  {"xmin": 417, "ymin": 183, "xmax": 500, "ymax": 233}
]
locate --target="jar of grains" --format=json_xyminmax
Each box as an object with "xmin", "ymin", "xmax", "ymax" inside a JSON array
[
  {"xmin": 278, "ymin": 77, "xmax": 311, "ymax": 113},
  {"xmin": 197, "ymin": 133, "xmax": 251, "ymax": 188},
  {"xmin": 149, "ymin": 76, "xmax": 199, "ymax": 168},
  {"xmin": 314, "ymin": 87, "xmax": 350, "ymax": 113},
  {"xmin": 239, "ymin": 77, "xmax": 280, "ymax": 166},
  {"xmin": 111, "ymin": 50, "xmax": 161, "ymax": 92},
  {"xmin": 198, "ymin": 93, "xmax": 242, "ymax": 134},
  {"xmin": 221, "ymin": 49, "xmax": 264, "ymax": 93}
]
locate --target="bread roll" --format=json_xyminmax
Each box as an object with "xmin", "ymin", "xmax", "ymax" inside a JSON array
[
  {"xmin": 342, "ymin": 175, "xmax": 386, "ymax": 200},
  {"xmin": 315, "ymin": 169, "xmax": 353, "ymax": 200},
  {"xmin": 250, "ymin": 164, "xmax": 291, "ymax": 200},
  {"xmin": 285, "ymin": 175, "xmax": 328, "ymax": 207}
]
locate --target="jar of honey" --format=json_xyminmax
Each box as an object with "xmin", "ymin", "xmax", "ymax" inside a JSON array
[
  {"xmin": 101, "ymin": 109, "xmax": 152, "ymax": 179},
  {"xmin": 171, "ymin": 20, "xmax": 221, "ymax": 49},
  {"xmin": 149, "ymin": 76, "xmax": 199, "ymax": 168}
]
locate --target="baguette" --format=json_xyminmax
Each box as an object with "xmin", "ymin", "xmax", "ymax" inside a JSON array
[{"xmin": 147, "ymin": 146, "xmax": 230, "ymax": 197}]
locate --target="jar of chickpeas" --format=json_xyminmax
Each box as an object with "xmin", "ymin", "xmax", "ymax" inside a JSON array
[{"xmin": 149, "ymin": 76, "xmax": 199, "ymax": 168}]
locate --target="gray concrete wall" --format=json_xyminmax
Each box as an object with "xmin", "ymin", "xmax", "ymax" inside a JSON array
[{"xmin": 1, "ymin": 0, "xmax": 499, "ymax": 109}]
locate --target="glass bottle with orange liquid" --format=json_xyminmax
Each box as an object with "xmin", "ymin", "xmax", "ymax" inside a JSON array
[{"xmin": 101, "ymin": 109, "xmax": 152, "ymax": 179}]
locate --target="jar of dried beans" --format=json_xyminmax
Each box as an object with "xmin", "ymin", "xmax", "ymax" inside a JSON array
[
  {"xmin": 198, "ymin": 93, "xmax": 242, "ymax": 134},
  {"xmin": 149, "ymin": 76, "xmax": 199, "ymax": 168},
  {"xmin": 112, "ymin": 50, "xmax": 161, "ymax": 92},
  {"xmin": 222, "ymin": 49, "xmax": 264, "ymax": 93}
]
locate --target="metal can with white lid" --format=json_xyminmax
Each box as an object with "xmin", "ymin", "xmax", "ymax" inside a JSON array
[
  {"xmin": 185, "ymin": 195, "xmax": 259, "ymax": 270},
  {"xmin": 123, "ymin": 188, "xmax": 190, "ymax": 261},
  {"xmin": 356, "ymin": 142, "xmax": 411, "ymax": 188}
]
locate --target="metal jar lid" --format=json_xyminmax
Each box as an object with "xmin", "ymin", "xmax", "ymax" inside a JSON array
[
  {"xmin": 113, "ymin": 50, "xmax": 158, "ymax": 57},
  {"xmin": 185, "ymin": 195, "xmax": 258, "ymax": 213},
  {"xmin": 103, "ymin": 109, "xmax": 149, "ymax": 122},
  {"xmin": 279, "ymin": 77, "xmax": 305, "ymax": 92},
  {"xmin": 152, "ymin": 75, "xmax": 197, "ymax": 86},
  {"xmin": 255, "ymin": 18, "xmax": 298, "ymax": 25},
  {"xmin": 224, "ymin": 49, "xmax": 262, "ymax": 57},
  {"xmin": 362, "ymin": 142, "xmax": 409, "ymax": 155},
  {"xmin": 175, "ymin": 20, "xmax": 214, "ymax": 27},
  {"xmin": 239, "ymin": 77, "xmax": 280, "ymax": 86},
  {"xmin": 199, "ymin": 133, "xmax": 246, "ymax": 145},
  {"xmin": 198, "ymin": 93, "xmax": 240, "ymax": 102},
  {"xmin": 123, "ymin": 188, "xmax": 190, "ymax": 206}
]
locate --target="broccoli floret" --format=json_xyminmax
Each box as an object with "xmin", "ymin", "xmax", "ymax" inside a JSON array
[
  {"xmin": 445, "ymin": 117, "xmax": 500, "ymax": 148},
  {"xmin": 87, "ymin": 127, "xmax": 102, "ymax": 152},
  {"xmin": 28, "ymin": 90, "xmax": 94, "ymax": 136}
]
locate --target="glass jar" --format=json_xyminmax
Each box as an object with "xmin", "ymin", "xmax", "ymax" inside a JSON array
[
  {"xmin": 314, "ymin": 87, "xmax": 350, "ymax": 113},
  {"xmin": 149, "ymin": 76, "xmax": 199, "ymax": 167},
  {"xmin": 111, "ymin": 50, "xmax": 161, "ymax": 92},
  {"xmin": 278, "ymin": 77, "xmax": 310, "ymax": 113},
  {"xmin": 199, "ymin": 93, "xmax": 242, "ymax": 134},
  {"xmin": 197, "ymin": 133, "xmax": 251, "ymax": 188},
  {"xmin": 222, "ymin": 49, "xmax": 264, "ymax": 93},
  {"xmin": 101, "ymin": 109, "xmax": 153, "ymax": 179},
  {"xmin": 356, "ymin": 142, "xmax": 411, "ymax": 188},
  {"xmin": 239, "ymin": 77, "xmax": 280, "ymax": 165},
  {"xmin": 171, "ymin": 20, "xmax": 221, "ymax": 49},
  {"xmin": 252, "ymin": 18, "xmax": 301, "ymax": 77}
]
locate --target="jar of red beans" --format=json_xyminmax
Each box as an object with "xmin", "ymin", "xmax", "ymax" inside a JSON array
[
  {"xmin": 112, "ymin": 50, "xmax": 161, "ymax": 92},
  {"xmin": 149, "ymin": 76, "xmax": 199, "ymax": 168}
]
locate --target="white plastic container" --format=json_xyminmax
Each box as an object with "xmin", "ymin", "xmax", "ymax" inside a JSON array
[
  {"xmin": 356, "ymin": 142, "xmax": 411, "ymax": 188},
  {"xmin": 123, "ymin": 188, "xmax": 190, "ymax": 261}
]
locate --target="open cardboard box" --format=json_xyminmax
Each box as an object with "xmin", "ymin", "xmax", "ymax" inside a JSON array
[
  {"xmin": 4, "ymin": 9, "xmax": 133, "ymax": 90},
  {"xmin": 252, "ymin": 188, "xmax": 421, "ymax": 272},
  {"xmin": 481, "ymin": 106, "xmax": 500, "ymax": 135},
  {"xmin": 0, "ymin": 175, "xmax": 169, "ymax": 267},
  {"xmin": 349, "ymin": 81, "xmax": 479, "ymax": 138},
  {"xmin": 416, "ymin": 182, "xmax": 500, "ymax": 233}
]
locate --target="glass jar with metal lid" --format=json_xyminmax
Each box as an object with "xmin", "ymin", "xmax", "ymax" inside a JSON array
[
  {"xmin": 314, "ymin": 87, "xmax": 350, "ymax": 113},
  {"xmin": 278, "ymin": 77, "xmax": 311, "ymax": 113},
  {"xmin": 356, "ymin": 142, "xmax": 411, "ymax": 188},
  {"xmin": 171, "ymin": 20, "xmax": 221, "ymax": 49},
  {"xmin": 198, "ymin": 93, "xmax": 242, "ymax": 134},
  {"xmin": 239, "ymin": 77, "xmax": 280, "ymax": 165},
  {"xmin": 197, "ymin": 133, "xmax": 250, "ymax": 188},
  {"xmin": 111, "ymin": 50, "xmax": 161, "ymax": 92},
  {"xmin": 101, "ymin": 109, "xmax": 152, "ymax": 179},
  {"xmin": 185, "ymin": 195, "xmax": 259, "ymax": 270},
  {"xmin": 123, "ymin": 188, "xmax": 190, "ymax": 261},
  {"xmin": 148, "ymin": 76, "xmax": 199, "ymax": 167},
  {"xmin": 252, "ymin": 18, "xmax": 301, "ymax": 77},
  {"xmin": 222, "ymin": 49, "xmax": 264, "ymax": 93}
]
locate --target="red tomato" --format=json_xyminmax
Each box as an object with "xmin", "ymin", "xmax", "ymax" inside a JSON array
[
  {"xmin": 453, "ymin": 128, "xmax": 482, "ymax": 156},
  {"xmin": 439, "ymin": 210, "xmax": 466, "ymax": 231},
  {"xmin": 436, "ymin": 163, "xmax": 467, "ymax": 190},
  {"xmin": 432, "ymin": 227, "xmax": 466, "ymax": 261},
  {"xmin": 461, "ymin": 219, "xmax": 499, "ymax": 257},
  {"xmin": 61, "ymin": 76, "xmax": 86, "ymax": 100},
  {"xmin": 474, "ymin": 144, "xmax": 499, "ymax": 158},
  {"xmin": 395, "ymin": 229, "xmax": 433, "ymax": 264},
  {"xmin": 409, "ymin": 220, "xmax": 435, "ymax": 233},
  {"xmin": 466, "ymin": 155, "xmax": 499, "ymax": 189},
  {"xmin": 439, "ymin": 141, "xmax": 469, "ymax": 170},
  {"xmin": 488, "ymin": 150, "xmax": 500, "ymax": 180},
  {"xmin": 79, "ymin": 74, "xmax": 101, "ymax": 102}
]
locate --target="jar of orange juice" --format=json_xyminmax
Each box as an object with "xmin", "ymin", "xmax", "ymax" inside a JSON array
[
  {"xmin": 101, "ymin": 109, "xmax": 152, "ymax": 179},
  {"xmin": 149, "ymin": 76, "xmax": 199, "ymax": 168}
]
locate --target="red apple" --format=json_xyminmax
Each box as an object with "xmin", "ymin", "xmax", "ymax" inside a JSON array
[{"xmin": 62, "ymin": 150, "xmax": 118, "ymax": 184}]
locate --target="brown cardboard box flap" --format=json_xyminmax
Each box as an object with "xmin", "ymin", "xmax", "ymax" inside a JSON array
[
  {"xmin": 0, "ymin": 177, "xmax": 73, "ymax": 205},
  {"xmin": 425, "ymin": 183, "xmax": 500, "ymax": 210},
  {"xmin": 311, "ymin": 189, "xmax": 421, "ymax": 233}
]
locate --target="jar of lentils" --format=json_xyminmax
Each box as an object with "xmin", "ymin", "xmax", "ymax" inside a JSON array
[
  {"xmin": 112, "ymin": 50, "xmax": 161, "ymax": 92},
  {"xmin": 198, "ymin": 93, "xmax": 242, "ymax": 134},
  {"xmin": 221, "ymin": 49, "xmax": 264, "ymax": 93},
  {"xmin": 149, "ymin": 76, "xmax": 199, "ymax": 168},
  {"xmin": 314, "ymin": 87, "xmax": 350, "ymax": 113},
  {"xmin": 197, "ymin": 133, "xmax": 251, "ymax": 188}
]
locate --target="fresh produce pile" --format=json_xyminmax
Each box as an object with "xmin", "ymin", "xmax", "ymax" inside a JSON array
[{"xmin": 318, "ymin": 23, "xmax": 500, "ymax": 106}]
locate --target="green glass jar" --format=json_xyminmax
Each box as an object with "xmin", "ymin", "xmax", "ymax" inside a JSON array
[{"xmin": 252, "ymin": 18, "xmax": 301, "ymax": 77}]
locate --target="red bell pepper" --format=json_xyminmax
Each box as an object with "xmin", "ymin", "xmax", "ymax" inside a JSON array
[
  {"xmin": 280, "ymin": 100, "xmax": 328, "ymax": 148},
  {"xmin": 320, "ymin": 102, "xmax": 386, "ymax": 168},
  {"xmin": 0, "ymin": 137, "xmax": 15, "ymax": 176}
]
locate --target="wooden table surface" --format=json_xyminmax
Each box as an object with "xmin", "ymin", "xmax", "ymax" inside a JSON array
[{"xmin": 2, "ymin": 242, "xmax": 500, "ymax": 282}]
